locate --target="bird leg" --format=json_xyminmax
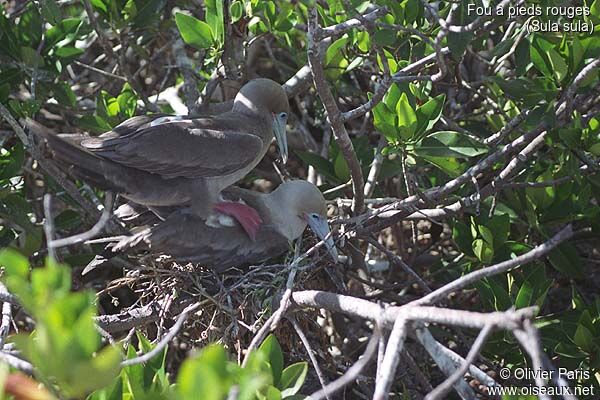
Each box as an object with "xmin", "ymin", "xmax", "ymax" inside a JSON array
[{"xmin": 213, "ymin": 202, "xmax": 263, "ymax": 241}]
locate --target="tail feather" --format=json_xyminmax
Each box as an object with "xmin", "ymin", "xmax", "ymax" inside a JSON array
[{"xmin": 26, "ymin": 119, "xmax": 126, "ymax": 191}]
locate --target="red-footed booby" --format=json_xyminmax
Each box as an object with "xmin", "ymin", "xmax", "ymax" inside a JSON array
[
  {"xmin": 28, "ymin": 78, "xmax": 289, "ymax": 239},
  {"xmin": 89, "ymin": 180, "xmax": 338, "ymax": 272}
]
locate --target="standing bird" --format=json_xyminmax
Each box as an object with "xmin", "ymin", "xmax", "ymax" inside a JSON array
[
  {"xmin": 29, "ymin": 78, "xmax": 289, "ymax": 239},
  {"xmin": 87, "ymin": 180, "xmax": 338, "ymax": 273}
]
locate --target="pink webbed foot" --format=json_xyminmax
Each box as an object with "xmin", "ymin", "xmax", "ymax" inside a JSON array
[{"xmin": 213, "ymin": 202, "xmax": 263, "ymax": 241}]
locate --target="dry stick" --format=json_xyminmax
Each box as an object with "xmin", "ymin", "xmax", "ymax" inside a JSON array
[
  {"xmin": 121, "ymin": 303, "xmax": 200, "ymax": 367},
  {"xmin": 512, "ymin": 320, "xmax": 553, "ymax": 400},
  {"xmin": 425, "ymin": 323, "xmax": 494, "ymax": 400},
  {"xmin": 49, "ymin": 192, "xmax": 114, "ymax": 248},
  {"xmin": 174, "ymin": 38, "xmax": 202, "ymax": 114},
  {"xmin": 364, "ymin": 237, "xmax": 431, "ymax": 293},
  {"xmin": 412, "ymin": 224, "xmax": 573, "ymax": 306},
  {"xmin": 291, "ymin": 290, "xmax": 538, "ymax": 331},
  {"xmin": 415, "ymin": 327, "xmax": 476, "ymax": 399},
  {"xmin": 73, "ymin": 60, "xmax": 128, "ymax": 82},
  {"xmin": 0, "ymin": 103, "xmax": 29, "ymax": 147},
  {"xmin": 42, "ymin": 194, "xmax": 56, "ymax": 261},
  {"xmin": 309, "ymin": 327, "xmax": 381, "ymax": 400},
  {"xmin": 307, "ymin": 8, "xmax": 364, "ymax": 213},
  {"xmin": 425, "ymin": 333, "xmax": 497, "ymax": 387},
  {"xmin": 316, "ymin": 7, "xmax": 388, "ymax": 38},
  {"xmin": 241, "ymin": 238, "xmax": 331, "ymax": 367},
  {"xmin": 483, "ymin": 108, "xmax": 530, "ymax": 145},
  {"xmin": 401, "ymin": 350, "xmax": 435, "ymax": 393},
  {"xmin": 288, "ymin": 317, "xmax": 330, "ymax": 400},
  {"xmin": 0, "ymin": 283, "xmax": 12, "ymax": 349},
  {"xmin": 363, "ymin": 138, "xmax": 385, "ymax": 198},
  {"xmin": 359, "ymin": 124, "xmax": 548, "ymax": 232},
  {"xmin": 82, "ymin": 0, "xmax": 115, "ymax": 59},
  {"xmin": 561, "ymin": 58, "xmax": 600, "ymax": 115},
  {"xmin": 0, "ymin": 351, "xmax": 34, "ymax": 375},
  {"xmin": 372, "ymin": 317, "xmax": 408, "ymax": 400}
]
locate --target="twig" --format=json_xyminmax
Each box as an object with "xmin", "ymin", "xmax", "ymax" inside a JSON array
[
  {"xmin": 308, "ymin": 8, "xmax": 365, "ymax": 213},
  {"xmin": 0, "ymin": 351, "xmax": 34, "ymax": 374},
  {"xmin": 373, "ymin": 316, "xmax": 407, "ymax": 400},
  {"xmin": 288, "ymin": 317, "xmax": 330, "ymax": 400},
  {"xmin": 121, "ymin": 303, "xmax": 200, "ymax": 366},
  {"xmin": 73, "ymin": 60, "xmax": 128, "ymax": 82},
  {"xmin": 173, "ymin": 38, "xmax": 201, "ymax": 114},
  {"xmin": 425, "ymin": 323, "xmax": 494, "ymax": 400},
  {"xmin": 48, "ymin": 192, "xmax": 114, "ymax": 248},
  {"xmin": 0, "ymin": 283, "xmax": 12, "ymax": 348},
  {"xmin": 309, "ymin": 327, "xmax": 380, "ymax": 400},
  {"xmin": 412, "ymin": 224, "xmax": 573, "ymax": 306},
  {"xmin": 43, "ymin": 194, "xmax": 56, "ymax": 261},
  {"xmin": 0, "ymin": 103, "xmax": 29, "ymax": 147},
  {"xmin": 512, "ymin": 320, "xmax": 552, "ymax": 400},
  {"xmin": 291, "ymin": 290, "xmax": 538, "ymax": 330},
  {"xmin": 314, "ymin": 8, "xmax": 388, "ymax": 40},
  {"xmin": 415, "ymin": 327, "xmax": 476, "ymax": 399}
]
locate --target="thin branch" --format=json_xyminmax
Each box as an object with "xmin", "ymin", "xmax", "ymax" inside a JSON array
[
  {"xmin": 49, "ymin": 192, "xmax": 114, "ymax": 248},
  {"xmin": 425, "ymin": 323, "xmax": 494, "ymax": 400},
  {"xmin": 0, "ymin": 103, "xmax": 29, "ymax": 147},
  {"xmin": 373, "ymin": 317, "xmax": 408, "ymax": 400},
  {"xmin": 43, "ymin": 194, "xmax": 56, "ymax": 261},
  {"xmin": 415, "ymin": 327, "xmax": 476, "ymax": 399},
  {"xmin": 121, "ymin": 303, "xmax": 200, "ymax": 367},
  {"xmin": 291, "ymin": 290, "xmax": 538, "ymax": 330},
  {"xmin": 288, "ymin": 317, "xmax": 330, "ymax": 400},
  {"xmin": 412, "ymin": 224, "xmax": 573, "ymax": 306},
  {"xmin": 308, "ymin": 8, "xmax": 365, "ymax": 213},
  {"xmin": 309, "ymin": 327, "xmax": 380, "ymax": 400}
]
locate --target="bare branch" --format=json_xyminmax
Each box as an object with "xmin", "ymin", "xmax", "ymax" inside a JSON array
[
  {"xmin": 425, "ymin": 323, "xmax": 494, "ymax": 400},
  {"xmin": 412, "ymin": 224, "xmax": 573, "ymax": 306},
  {"xmin": 309, "ymin": 327, "xmax": 380, "ymax": 400},
  {"xmin": 121, "ymin": 303, "xmax": 201, "ymax": 367},
  {"xmin": 308, "ymin": 8, "xmax": 365, "ymax": 213}
]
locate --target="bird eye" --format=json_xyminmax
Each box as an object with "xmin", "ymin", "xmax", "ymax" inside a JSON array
[
  {"xmin": 279, "ymin": 112, "xmax": 287, "ymax": 119},
  {"xmin": 310, "ymin": 213, "xmax": 319, "ymax": 219}
]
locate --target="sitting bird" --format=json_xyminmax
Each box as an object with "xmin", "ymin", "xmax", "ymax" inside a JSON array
[
  {"xmin": 84, "ymin": 180, "xmax": 338, "ymax": 273},
  {"xmin": 28, "ymin": 78, "xmax": 289, "ymax": 240}
]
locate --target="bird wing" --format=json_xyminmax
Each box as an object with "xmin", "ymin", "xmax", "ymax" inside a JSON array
[
  {"xmin": 115, "ymin": 212, "xmax": 289, "ymax": 270},
  {"xmin": 81, "ymin": 118, "xmax": 264, "ymax": 179}
]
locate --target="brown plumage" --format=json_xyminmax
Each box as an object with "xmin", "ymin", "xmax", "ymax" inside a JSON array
[
  {"xmin": 28, "ymin": 78, "xmax": 289, "ymax": 220},
  {"xmin": 88, "ymin": 181, "xmax": 338, "ymax": 273}
]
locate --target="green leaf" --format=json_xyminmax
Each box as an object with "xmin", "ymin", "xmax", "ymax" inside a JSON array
[
  {"xmin": 295, "ymin": 151, "xmax": 339, "ymax": 183},
  {"xmin": 259, "ymin": 335, "xmax": 284, "ymax": 387},
  {"xmin": 0, "ymin": 248, "xmax": 29, "ymax": 279},
  {"xmin": 415, "ymin": 94, "xmax": 445, "ymax": 138},
  {"xmin": 446, "ymin": 0, "xmax": 474, "ymax": 60},
  {"xmin": 486, "ymin": 214, "xmax": 510, "ymax": 250},
  {"xmin": 547, "ymin": 48, "xmax": 568, "ymax": 83},
  {"xmin": 396, "ymin": 92, "xmax": 417, "ymax": 140},
  {"xmin": 40, "ymin": 0, "xmax": 62, "ymax": 25},
  {"xmin": 573, "ymin": 323, "xmax": 595, "ymax": 353},
  {"xmin": 175, "ymin": 12, "xmax": 214, "ymax": 49},
  {"xmin": 176, "ymin": 345, "xmax": 228, "ymax": 400},
  {"xmin": 418, "ymin": 155, "xmax": 464, "ymax": 177},
  {"xmin": 230, "ymin": 1, "xmax": 244, "ymax": 22},
  {"xmin": 325, "ymin": 36, "xmax": 349, "ymax": 66},
  {"xmin": 473, "ymin": 238, "xmax": 494, "ymax": 263},
  {"xmin": 547, "ymin": 243, "xmax": 584, "ymax": 279},
  {"xmin": 279, "ymin": 362, "xmax": 307, "ymax": 396},
  {"xmin": 414, "ymin": 131, "xmax": 487, "ymax": 158},
  {"xmin": 206, "ymin": 0, "xmax": 225, "ymax": 44}
]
